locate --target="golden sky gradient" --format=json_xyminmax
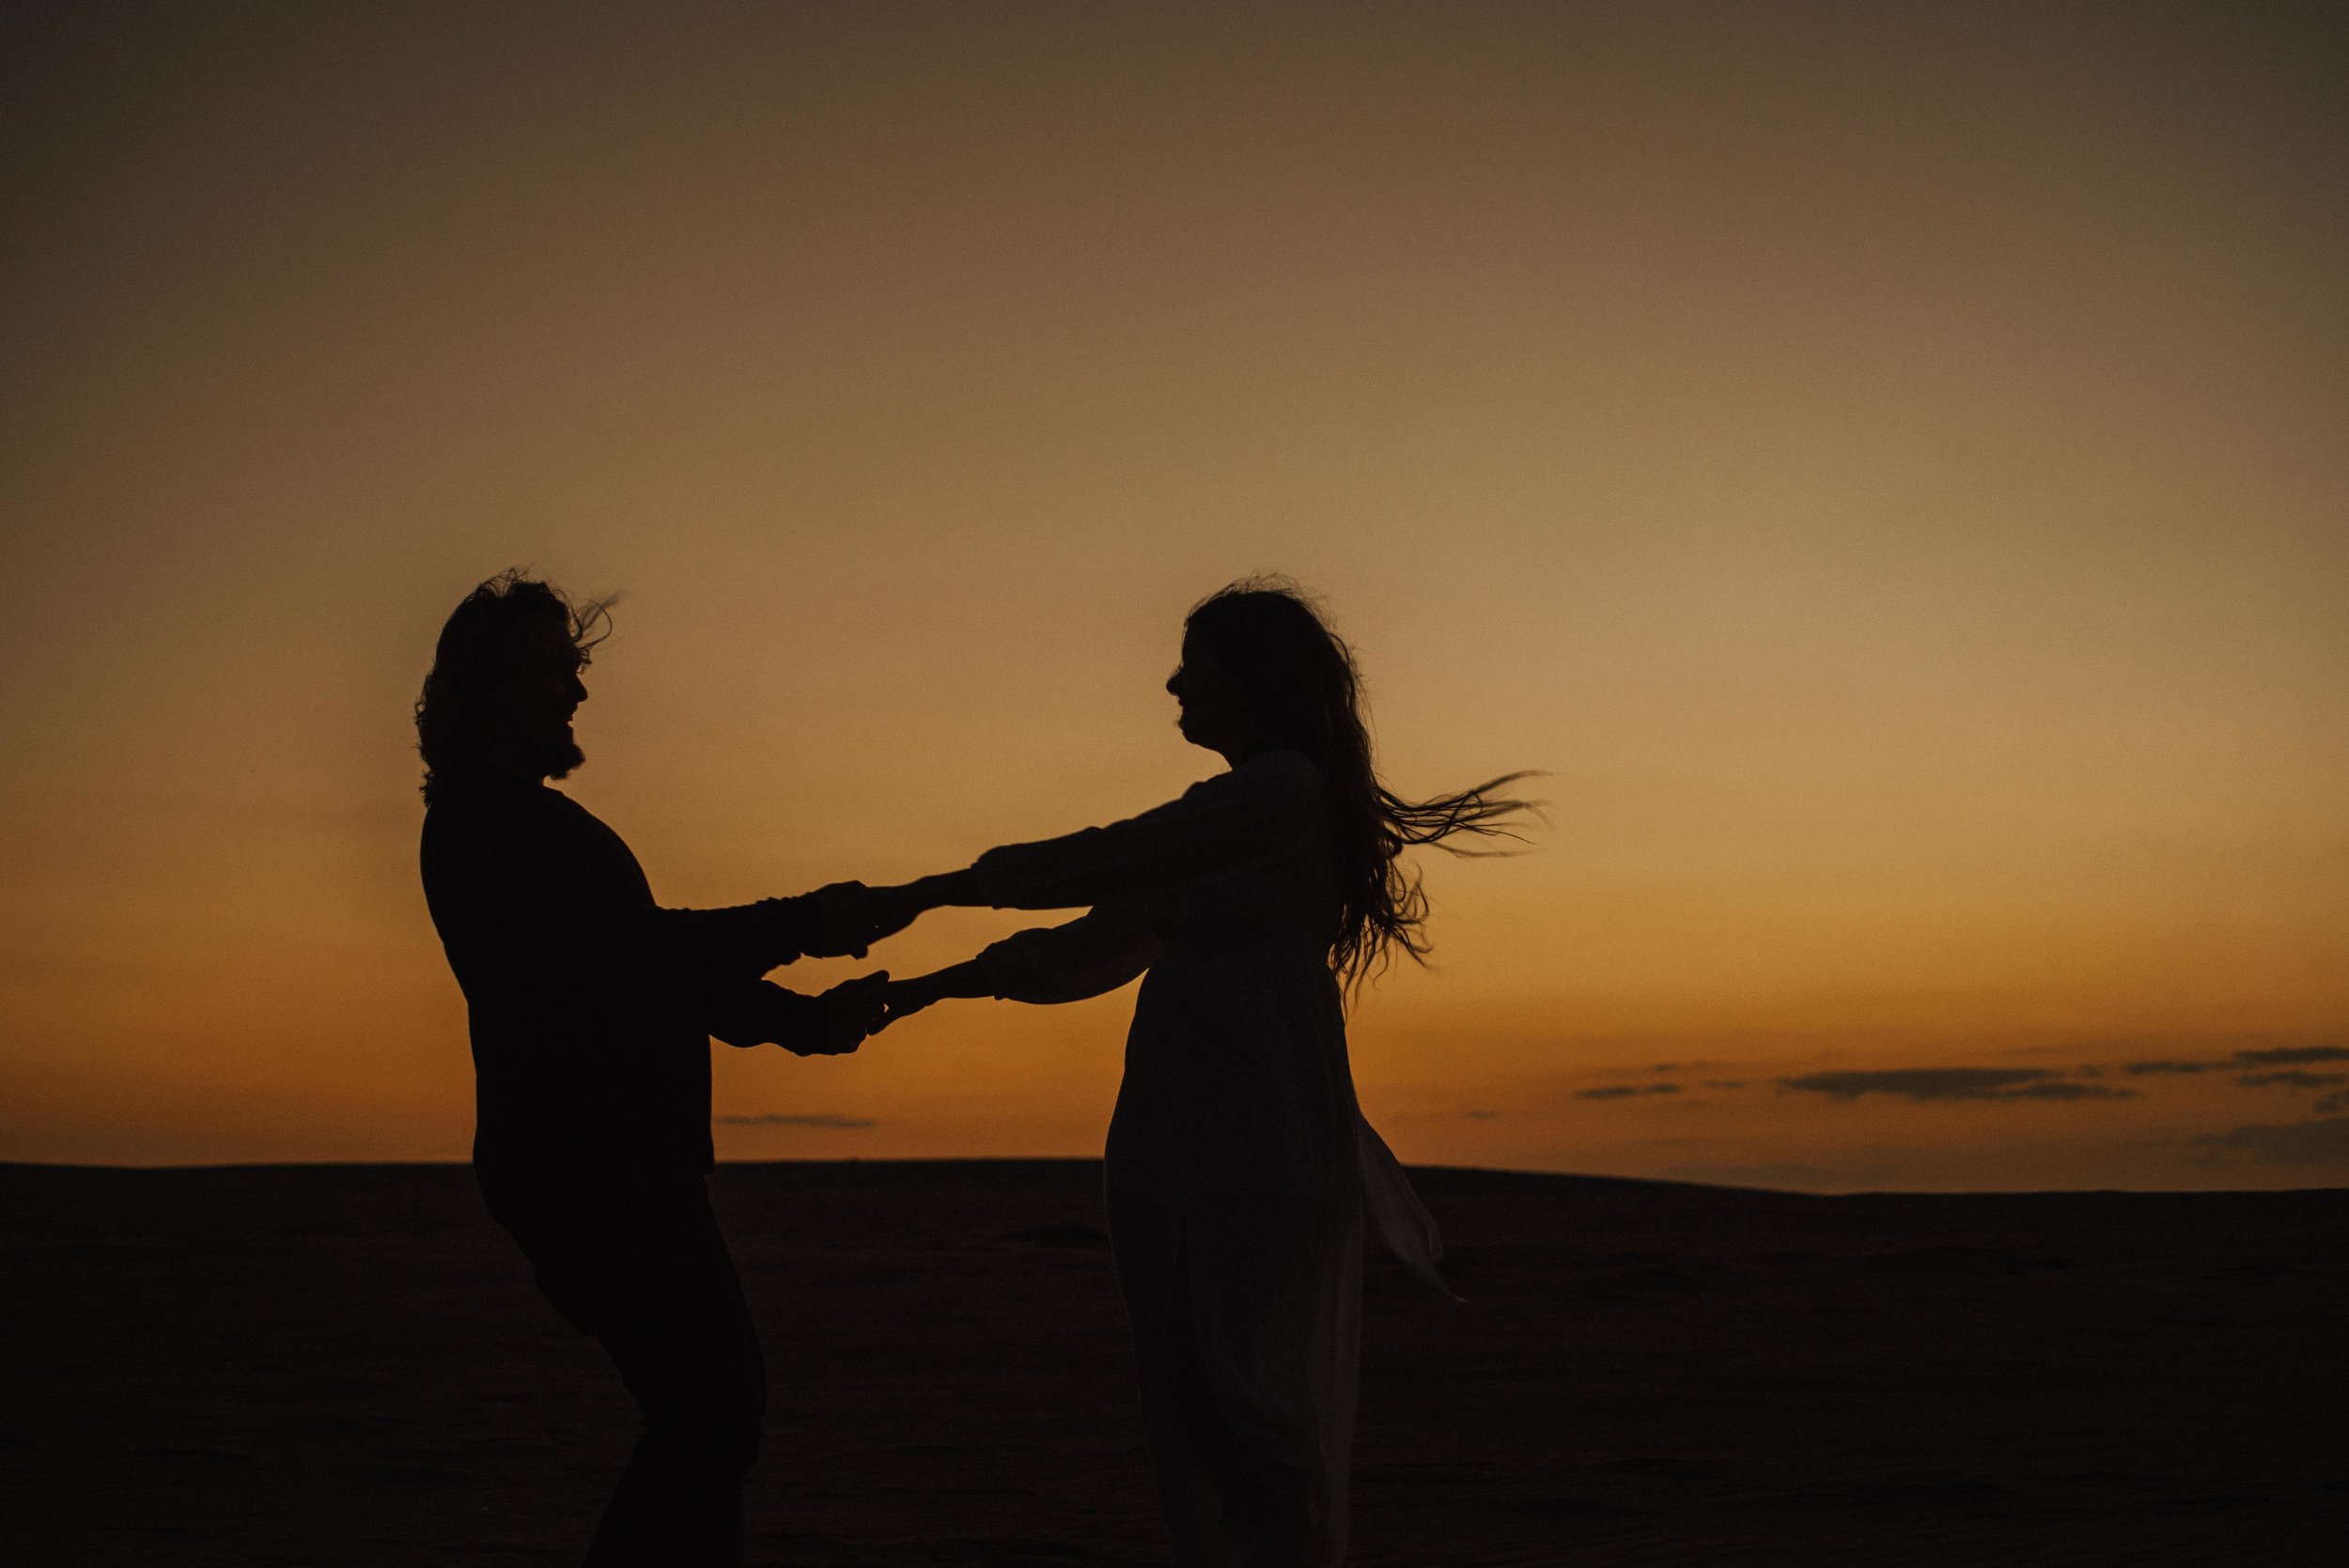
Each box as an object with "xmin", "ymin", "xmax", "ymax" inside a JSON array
[{"xmin": 5, "ymin": 3, "xmax": 2344, "ymax": 1188}]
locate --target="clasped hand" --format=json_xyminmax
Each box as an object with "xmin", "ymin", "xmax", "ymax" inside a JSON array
[
  {"xmin": 795, "ymin": 971, "xmax": 889, "ymax": 1055},
  {"xmin": 809, "ymin": 880, "xmax": 926, "ymax": 960},
  {"xmin": 795, "ymin": 882, "xmax": 929, "ymax": 1053},
  {"xmin": 799, "ymin": 878, "xmax": 976, "ymax": 1048},
  {"xmin": 814, "ymin": 971, "xmax": 952, "ymax": 1054}
]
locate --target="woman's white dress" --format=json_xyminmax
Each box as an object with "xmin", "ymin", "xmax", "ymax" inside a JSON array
[{"xmin": 967, "ymin": 748, "xmax": 1446, "ymax": 1567}]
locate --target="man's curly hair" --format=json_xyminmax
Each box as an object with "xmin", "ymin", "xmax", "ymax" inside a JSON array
[{"xmin": 415, "ymin": 570, "xmax": 612, "ymax": 804}]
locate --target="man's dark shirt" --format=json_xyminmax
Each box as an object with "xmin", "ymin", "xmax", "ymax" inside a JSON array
[{"xmin": 420, "ymin": 775, "xmax": 825, "ymax": 1173}]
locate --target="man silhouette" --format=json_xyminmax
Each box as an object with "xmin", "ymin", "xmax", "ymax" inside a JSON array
[{"xmin": 415, "ymin": 571, "xmax": 890, "ymax": 1565}]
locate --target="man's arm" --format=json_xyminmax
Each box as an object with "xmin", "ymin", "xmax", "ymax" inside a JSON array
[
  {"xmin": 703, "ymin": 975, "xmax": 888, "ymax": 1057},
  {"xmin": 652, "ymin": 895, "xmax": 823, "ymax": 982},
  {"xmin": 652, "ymin": 876, "xmax": 904, "ymax": 983}
]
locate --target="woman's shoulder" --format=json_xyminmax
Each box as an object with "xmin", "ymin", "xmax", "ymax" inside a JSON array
[
  {"xmin": 1185, "ymin": 748, "xmax": 1325, "ymax": 815},
  {"xmin": 1239, "ymin": 747, "xmax": 1324, "ymax": 788},
  {"xmin": 1182, "ymin": 747, "xmax": 1320, "ymax": 788}
]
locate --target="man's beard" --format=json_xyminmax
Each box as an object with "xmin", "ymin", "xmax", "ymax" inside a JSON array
[{"xmin": 528, "ymin": 733, "xmax": 585, "ymax": 781}]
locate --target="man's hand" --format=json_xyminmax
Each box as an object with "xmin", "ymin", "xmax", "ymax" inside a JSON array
[
  {"xmin": 809, "ymin": 881, "xmax": 926, "ymax": 959},
  {"xmin": 801, "ymin": 971, "xmax": 889, "ymax": 1055}
]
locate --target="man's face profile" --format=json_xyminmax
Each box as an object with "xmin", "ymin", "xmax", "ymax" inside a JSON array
[{"xmin": 503, "ymin": 614, "xmax": 589, "ymax": 781}]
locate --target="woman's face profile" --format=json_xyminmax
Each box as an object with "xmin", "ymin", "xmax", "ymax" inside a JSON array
[{"xmin": 1167, "ymin": 632, "xmax": 1261, "ymax": 758}]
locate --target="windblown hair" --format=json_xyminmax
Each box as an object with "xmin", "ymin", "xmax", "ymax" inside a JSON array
[
  {"xmin": 1183, "ymin": 578, "xmax": 1537, "ymax": 992},
  {"xmin": 415, "ymin": 570, "xmax": 613, "ymax": 804}
]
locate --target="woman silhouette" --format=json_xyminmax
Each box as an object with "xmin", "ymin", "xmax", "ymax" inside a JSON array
[{"xmin": 866, "ymin": 580, "xmax": 1532, "ymax": 1566}]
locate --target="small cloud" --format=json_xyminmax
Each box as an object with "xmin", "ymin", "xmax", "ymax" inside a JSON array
[
  {"xmin": 1783, "ymin": 1068, "xmax": 2048, "ymax": 1102},
  {"xmin": 1575, "ymin": 1081, "xmax": 1688, "ymax": 1100},
  {"xmin": 2003, "ymin": 1081, "xmax": 2137, "ymax": 1102},
  {"xmin": 2233, "ymin": 1046, "xmax": 2349, "ymax": 1067},
  {"xmin": 1781, "ymin": 1067, "xmax": 2131, "ymax": 1103},
  {"xmin": 1703, "ymin": 1079, "xmax": 1748, "ymax": 1090},
  {"xmin": 1463, "ymin": 1109, "xmax": 1499, "ymax": 1121},
  {"xmin": 2317, "ymin": 1091, "xmax": 2349, "ymax": 1116},
  {"xmin": 2195, "ymin": 1118, "xmax": 2349, "ymax": 1166},
  {"xmin": 2237, "ymin": 1071, "xmax": 2349, "ymax": 1091},
  {"xmin": 2076, "ymin": 1064, "xmax": 2105, "ymax": 1079},
  {"xmin": 2127, "ymin": 1048, "xmax": 2349, "ymax": 1079},
  {"xmin": 1652, "ymin": 1063, "xmax": 1679, "ymax": 1074},
  {"xmin": 714, "ymin": 1112, "xmax": 876, "ymax": 1128}
]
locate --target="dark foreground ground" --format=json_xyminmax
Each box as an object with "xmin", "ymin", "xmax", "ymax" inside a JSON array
[{"xmin": 4, "ymin": 1160, "xmax": 2344, "ymax": 1566}]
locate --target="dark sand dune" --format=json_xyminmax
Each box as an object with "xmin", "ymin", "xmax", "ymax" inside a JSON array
[{"xmin": 5, "ymin": 1160, "xmax": 2343, "ymax": 1566}]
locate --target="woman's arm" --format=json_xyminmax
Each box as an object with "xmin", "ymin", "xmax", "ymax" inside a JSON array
[
  {"xmin": 860, "ymin": 751, "xmax": 1320, "ymax": 937},
  {"xmin": 896, "ymin": 868, "xmax": 987, "ymax": 912},
  {"xmin": 876, "ymin": 959, "xmax": 994, "ymax": 1025},
  {"xmin": 974, "ymin": 752, "xmax": 1319, "ymax": 910},
  {"xmin": 878, "ymin": 903, "xmax": 1160, "ymax": 1027}
]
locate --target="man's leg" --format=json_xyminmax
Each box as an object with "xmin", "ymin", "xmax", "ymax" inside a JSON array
[
  {"xmin": 579, "ymin": 1175, "xmax": 764, "ymax": 1566},
  {"xmin": 485, "ymin": 1169, "xmax": 767, "ymax": 1568}
]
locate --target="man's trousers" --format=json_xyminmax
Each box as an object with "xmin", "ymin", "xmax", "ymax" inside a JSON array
[{"xmin": 479, "ymin": 1165, "xmax": 767, "ymax": 1567}]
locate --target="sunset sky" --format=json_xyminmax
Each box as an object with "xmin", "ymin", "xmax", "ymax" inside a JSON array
[{"xmin": 5, "ymin": 3, "xmax": 2343, "ymax": 1189}]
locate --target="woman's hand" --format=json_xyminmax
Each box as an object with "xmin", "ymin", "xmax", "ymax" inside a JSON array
[
  {"xmin": 876, "ymin": 972, "xmax": 947, "ymax": 1029},
  {"xmin": 874, "ymin": 960, "xmax": 993, "ymax": 1032}
]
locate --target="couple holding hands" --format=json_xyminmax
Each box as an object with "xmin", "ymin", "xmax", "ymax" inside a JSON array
[{"xmin": 416, "ymin": 572, "xmax": 1530, "ymax": 1567}]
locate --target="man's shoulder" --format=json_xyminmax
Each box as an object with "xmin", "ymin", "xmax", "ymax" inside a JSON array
[
  {"xmin": 421, "ymin": 781, "xmax": 591, "ymax": 862},
  {"xmin": 425, "ymin": 778, "xmax": 589, "ymax": 820}
]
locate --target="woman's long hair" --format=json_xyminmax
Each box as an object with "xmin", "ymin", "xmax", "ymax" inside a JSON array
[
  {"xmin": 1183, "ymin": 578, "xmax": 1536, "ymax": 991},
  {"xmin": 415, "ymin": 570, "xmax": 613, "ymax": 804}
]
